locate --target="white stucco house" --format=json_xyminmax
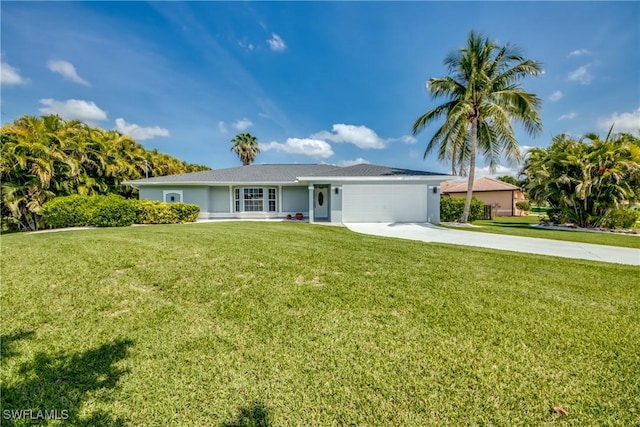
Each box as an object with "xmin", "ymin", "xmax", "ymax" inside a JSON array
[{"xmin": 123, "ymin": 163, "xmax": 449, "ymax": 224}]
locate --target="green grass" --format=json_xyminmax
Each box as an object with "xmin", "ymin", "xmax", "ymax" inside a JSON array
[
  {"xmin": 1, "ymin": 222, "xmax": 639, "ymax": 425},
  {"xmin": 455, "ymin": 216, "xmax": 640, "ymax": 249}
]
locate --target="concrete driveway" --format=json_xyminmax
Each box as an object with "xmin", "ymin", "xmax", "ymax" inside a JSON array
[{"xmin": 345, "ymin": 223, "xmax": 640, "ymax": 266}]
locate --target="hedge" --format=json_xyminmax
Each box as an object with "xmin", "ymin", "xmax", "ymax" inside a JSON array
[
  {"xmin": 42, "ymin": 195, "xmax": 200, "ymax": 228},
  {"xmin": 600, "ymin": 208, "xmax": 639, "ymax": 230},
  {"xmin": 92, "ymin": 196, "xmax": 137, "ymax": 227},
  {"xmin": 168, "ymin": 202, "xmax": 200, "ymax": 223},
  {"xmin": 41, "ymin": 195, "xmax": 97, "ymax": 228},
  {"xmin": 135, "ymin": 201, "xmax": 200, "ymax": 224},
  {"xmin": 515, "ymin": 200, "xmax": 531, "ymax": 211},
  {"xmin": 440, "ymin": 196, "xmax": 485, "ymax": 222}
]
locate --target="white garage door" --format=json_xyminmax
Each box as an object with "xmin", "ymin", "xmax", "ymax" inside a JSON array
[{"xmin": 342, "ymin": 184, "xmax": 428, "ymax": 222}]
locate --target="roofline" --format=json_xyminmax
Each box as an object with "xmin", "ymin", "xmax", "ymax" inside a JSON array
[
  {"xmin": 296, "ymin": 175, "xmax": 451, "ymax": 182},
  {"xmin": 122, "ymin": 180, "xmax": 302, "ymax": 186},
  {"xmin": 123, "ymin": 175, "xmax": 451, "ymax": 186}
]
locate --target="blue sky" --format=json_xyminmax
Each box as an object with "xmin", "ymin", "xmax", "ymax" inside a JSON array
[{"xmin": 1, "ymin": 1, "xmax": 639, "ymax": 176}]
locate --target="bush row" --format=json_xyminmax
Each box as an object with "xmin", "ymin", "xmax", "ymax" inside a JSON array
[
  {"xmin": 600, "ymin": 208, "xmax": 639, "ymax": 229},
  {"xmin": 440, "ymin": 196, "xmax": 485, "ymax": 222},
  {"xmin": 41, "ymin": 195, "xmax": 200, "ymax": 228},
  {"xmin": 546, "ymin": 207, "xmax": 639, "ymax": 229}
]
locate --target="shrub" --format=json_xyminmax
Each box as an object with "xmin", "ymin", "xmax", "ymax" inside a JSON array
[
  {"xmin": 600, "ymin": 208, "xmax": 640, "ymax": 230},
  {"xmin": 546, "ymin": 208, "xmax": 566, "ymax": 224},
  {"xmin": 135, "ymin": 201, "xmax": 200, "ymax": 224},
  {"xmin": 515, "ymin": 200, "xmax": 531, "ymax": 211},
  {"xmin": 42, "ymin": 196, "xmax": 199, "ymax": 228},
  {"xmin": 42, "ymin": 195, "xmax": 98, "ymax": 228},
  {"xmin": 440, "ymin": 197, "xmax": 485, "ymax": 222},
  {"xmin": 168, "ymin": 202, "xmax": 200, "ymax": 223},
  {"xmin": 135, "ymin": 201, "xmax": 180, "ymax": 224},
  {"xmin": 91, "ymin": 195, "xmax": 136, "ymax": 227}
]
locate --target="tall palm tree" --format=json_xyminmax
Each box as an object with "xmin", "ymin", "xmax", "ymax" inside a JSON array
[
  {"xmin": 412, "ymin": 30, "xmax": 543, "ymax": 222},
  {"xmin": 230, "ymin": 133, "xmax": 260, "ymax": 166}
]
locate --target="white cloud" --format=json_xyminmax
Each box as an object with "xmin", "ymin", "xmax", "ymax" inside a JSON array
[
  {"xmin": 267, "ymin": 33, "xmax": 286, "ymax": 52},
  {"xmin": 519, "ymin": 145, "xmax": 535, "ymax": 157},
  {"xmin": 39, "ymin": 98, "xmax": 107, "ymax": 122},
  {"xmin": 569, "ymin": 49, "xmax": 591, "ymax": 57},
  {"xmin": 261, "ymin": 138, "xmax": 334, "ymax": 159},
  {"xmin": 238, "ymin": 41, "xmax": 255, "ymax": 52},
  {"xmin": 47, "ymin": 60, "xmax": 90, "ymax": 86},
  {"xmin": 1, "ymin": 61, "xmax": 29, "ymax": 86},
  {"xmin": 233, "ymin": 118, "xmax": 253, "ymax": 131},
  {"xmin": 558, "ymin": 112, "xmax": 577, "ymax": 120},
  {"xmin": 390, "ymin": 135, "xmax": 418, "ymax": 144},
  {"xmin": 337, "ymin": 158, "xmax": 370, "ymax": 167},
  {"xmin": 311, "ymin": 124, "xmax": 416, "ymax": 149},
  {"xmin": 312, "ymin": 124, "xmax": 386, "ymax": 149},
  {"xmin": 568, "ymin": 65, "xmax": 593, "ymax": 85},
  {"xmin": 597, "ymin": 107, "xmax": 640, "ymax": 134},
  {"xmin": 218, "ymin": 121, "xmax": 228, "ymax": 133},
  {"xmin": 549, "ymin": 90, "xmax": 563, "ymax": 102},
  {"xmin": 115, "ymin": 118, "xmax": 170, "ymax": 141}
]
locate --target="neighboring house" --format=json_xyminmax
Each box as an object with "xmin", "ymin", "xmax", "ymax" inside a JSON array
[
  {"xmin": 123, "ymin": 164, "xmax": 449, "ymax": 224},
  {"xmin": 441, "ymin": 177, "xmax": 526, "ymax": 217}
]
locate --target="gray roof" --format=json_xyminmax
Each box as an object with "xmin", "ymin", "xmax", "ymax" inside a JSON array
[
  {"xmin": 304, "ymin": 163, "xmax": 444, "ymax": 177},
  {"xmin": 124, "ymin": 164, "xmax": 338, "ymax": 184},
  {"xmin": 124, "ymin": 163, "xmax": 447, "ymax": 185}
]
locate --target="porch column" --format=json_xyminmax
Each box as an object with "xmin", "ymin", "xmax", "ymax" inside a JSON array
[
  {"xmin": 308, "ymin": 184, "xmax": 314, "ymax": 223},
  {"xmin": 278, "ymin": 185, "xmax": 283, "ymax": 213},
  {"xmin": 229, "ymin": 185, "xmax": 233, "ymax": 213}
]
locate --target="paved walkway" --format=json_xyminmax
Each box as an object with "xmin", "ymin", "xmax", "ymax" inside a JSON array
[{"xmin": 345, "ymin": 223, "xmax": 640, "ymax": 266}]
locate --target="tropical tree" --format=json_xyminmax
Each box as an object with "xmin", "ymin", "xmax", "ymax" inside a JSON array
[
  {"xmin": 1, "ymin": 114, "xmax": 210, "ymax": 231},
  {"xmin": 230, "ymin": 133, "xmax": 260, "ymax": 166},
  {"xmin": 412, "ymin": 30, "xmax": 543, "ymax": 222},
  {"xmin": 496, "ymin": 175, "xmax": 524, "ymax": 187},
  {"xmin": 522, "ymin": 132, "xmax": 640, "ymax": 228}
]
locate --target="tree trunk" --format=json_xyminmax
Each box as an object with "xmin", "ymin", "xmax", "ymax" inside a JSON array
[{"xmin": 461, "ymin": 119, "xmax": 478, "ymax": 223}]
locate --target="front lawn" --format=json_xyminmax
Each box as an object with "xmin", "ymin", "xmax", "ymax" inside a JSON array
[
  {"xmin": 1, "ymin": 222, "xmax": 639, "ymax": 425},
  {"xmin": 460, "ymin": 216, "xmax": 640, "ymax": 249}
]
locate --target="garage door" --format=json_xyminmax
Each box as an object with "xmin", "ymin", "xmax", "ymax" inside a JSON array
[{"xmin": 342, "ymin": 184, "xmax": 428, "ymax": 222}]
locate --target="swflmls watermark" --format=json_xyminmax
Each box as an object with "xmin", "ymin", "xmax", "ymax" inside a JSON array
[{"xmin": 2, "ymin": 409, "xmax": 70, "ymax": 421}]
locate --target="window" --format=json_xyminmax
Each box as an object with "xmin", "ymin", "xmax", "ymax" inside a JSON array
[
  {"xmin": 234, "ymin": 187, "xmax": 277, "ymax": 212},
  {"xmin": 244, "ymin": 188, "xmax": 263, "ymax": 212},
  {"xmin": 268, "ymin": 188, "xmax": 276, "ymax": 212},
  {"xmin": 163, "ymin": 190, "xmax": 183, "ymax": 203}
]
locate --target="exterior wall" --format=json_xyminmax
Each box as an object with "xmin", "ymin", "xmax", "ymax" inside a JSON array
[
  {"xmin": 139, "ymin": 187, "xmax": 163, "ymax": 202},
  {"xmin": 209, "ymin": 187, "xmax": 230, "ymax": 213},
  {"xmin": 330, "ymin": 185, "xmax": 343, "ymax": 223},
  {"xmin": 281, "ymin": 186, "xmax": 308, "ymax": 213},
  {"xmin": 181, "ymin": 187, "xmax": 209, "ymax": 217},
  {"xmin": 139, "ymin": 186, "xmax": 209, "ymax": 217},
  {"xmin": 341, "ymin": 183, "xmax": 429, "ymax": 223},
  {"xmin": 446, "ymin": 190, "xmax": 525, "ymax": 216},
  {"xmin": 137, "ymin": 179, "xmax": 448, "ymax": 223},
  {"xmin": 427, "ymin": 185, "xmax": 441, "ymax": 224}
]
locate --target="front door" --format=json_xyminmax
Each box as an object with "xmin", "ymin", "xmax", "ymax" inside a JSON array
[{"xmin": 314, "ymin": 186, "xmax": 329, "ymax": 219}]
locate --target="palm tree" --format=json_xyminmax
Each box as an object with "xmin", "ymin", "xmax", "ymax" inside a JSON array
[
  {"xmin": 230, "ymin": 133, "xmax": 260, "ymax": 166},
  {"xmin": 412, "ymin": 30, "xmax": 543, "ymax": 222},
  {"xmin": 523, "ymin": 132, "xmax": 640, "ymax": 227},
  {"xmin": 1, "ymin": 114, "xmax": 213, "ymax": 231}
]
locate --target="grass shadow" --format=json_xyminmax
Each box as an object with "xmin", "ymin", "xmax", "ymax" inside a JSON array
[
  {"xmin": 220, "ymin": 401, "xmax": 272, "ymax": 427},
  {"xmin": 1, "ymin": 330, "xmax": 36, "ymax": 360},
  {"xmin": 1, "ymin": 338, "xmax": 133, "ymax": 426}
]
